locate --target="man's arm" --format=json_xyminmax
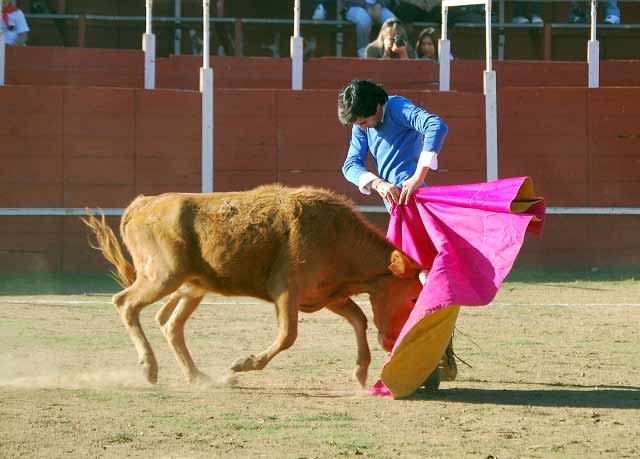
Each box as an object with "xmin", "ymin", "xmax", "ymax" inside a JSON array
[
  {"xmin": 390, "ymin": 97, "xmax": 448, "ymax": 204},
  {"xmin": 392, "ymin": 96, "xmax": 448, "ymax": 154},
  {"xmin": 342, "ymin": 125, "xmax": 377, "ymax": 194}
]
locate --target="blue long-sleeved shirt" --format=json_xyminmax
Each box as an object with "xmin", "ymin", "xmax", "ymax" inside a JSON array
[{"xmin": 342, "ymin": 95, "xmax": 448, "ymax": 190}]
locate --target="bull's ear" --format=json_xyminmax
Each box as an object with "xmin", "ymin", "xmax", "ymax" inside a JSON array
[{"xmin": 388, "ymin": 250, "xmax": 421, "ymax": 279}]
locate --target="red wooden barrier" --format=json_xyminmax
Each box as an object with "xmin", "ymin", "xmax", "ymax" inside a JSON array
[{"xmin": 1, "ymin": 85, "xmax": 640, "ymax": 271}]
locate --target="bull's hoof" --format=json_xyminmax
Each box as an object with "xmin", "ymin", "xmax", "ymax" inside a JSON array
[
  {"xmin": 187, "ymin": 370, "xmax": 212, "ymax": 386},
  {"xmin": 140, "ymin": 359, "xmax": 158, "ymax": 384},
  {"xmin": 353, "ymin": 366, "xmax": 368, "ymax": 388},
  {"xmin": 230, "ymin": 355, "xmax": 257, "ymax": 372}
]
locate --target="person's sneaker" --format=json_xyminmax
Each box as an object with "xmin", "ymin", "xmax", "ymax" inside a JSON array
[
  {"xmin": 604, "ymin": 14, "xmax": 620, "ymax": 25},
  {"xmin": 569, "ymin": 9, "xmax": 586, "ymax": 24},
  {"xmin": 531, "ymin": 15, "xmax": 543, "ymax": 24},
  {"xmin": 512, "ymin": 16, "xmax": 530, "ymax": 24},
  {"xmin": 312, "ymin": 3, "xmax": 327, "ymax": 20}
]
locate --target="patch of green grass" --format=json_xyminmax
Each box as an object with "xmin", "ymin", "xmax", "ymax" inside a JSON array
[
  {"xmin": 219, "ymin": 412, "xmax": 243, "ymax": 421},
  {"xmin": 105, "ymin": 432, "xmax": 134, "ymax": 444},
  {"xmin": 505, "ymin": 266, "xmax": 639, "ymax": 283},
  {"xmin": 291, "ymin": 411, "xmax": 354, "ymax": 423},
  {"xmin": 40, "ymin": 417, "xmax": 72, "ymax": 426},
  {"xmin": 0, "ymin": 272, "xmax": 119, "ymax": 295},
  {"xmin": 326, "ymin": 430, "xmax": 374, "ymax": 453}
]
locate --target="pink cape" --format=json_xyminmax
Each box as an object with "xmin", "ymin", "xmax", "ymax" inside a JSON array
[{"xmin": 371, "ymin": 176, "xmax": 545, "ymax": 398}]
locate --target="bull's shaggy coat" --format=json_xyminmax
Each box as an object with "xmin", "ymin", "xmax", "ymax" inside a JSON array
[{"xmin": 84, "ymin": 185, "xmax": 422, "ymax": 387}]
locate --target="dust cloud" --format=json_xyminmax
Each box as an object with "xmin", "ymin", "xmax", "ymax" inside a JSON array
[
  {"xmin": 0, "ymin": 353, "xmax": 243, "ymax": 390},
  {"xmin": 0, "ymin": 353, "xmax": 146, "ymax": 390}
]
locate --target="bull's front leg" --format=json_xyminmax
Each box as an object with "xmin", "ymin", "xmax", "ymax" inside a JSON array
[
  {"xmin": 230, "ymin": 290, "xmax": 299, "ymax": 372},
  {"xmin": 326, "ymin": 299, "xmax": 371, "ymax": 388}
]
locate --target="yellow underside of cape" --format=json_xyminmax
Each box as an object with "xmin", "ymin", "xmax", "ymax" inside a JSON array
[{"xmin": 381, "ymin": 305, "xmax": 460, "ymax": 399}]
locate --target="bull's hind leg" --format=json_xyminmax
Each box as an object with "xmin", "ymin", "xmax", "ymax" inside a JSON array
[
  {"xmin": 155, "ymin": 289, "xmax": 208, "ymax": 384},
  {"xmin": 113, "ymin": 276, "xmax": 182, "ymax": 384},
  {"xmin": 326, "ymin": 299, "xmax": 371, "ymax": 388},
  {"xmin": 230, "ymin": 289, "xmax": 299, "ymax": 373}
]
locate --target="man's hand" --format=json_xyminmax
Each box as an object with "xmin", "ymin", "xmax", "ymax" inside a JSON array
[
  {"xmin": 372, "ymin": 178, "xmax": 401, "ymax": 204},
  {"xmin": 399, "ymin": 167, "xmax": 430, "ymax": 205}
]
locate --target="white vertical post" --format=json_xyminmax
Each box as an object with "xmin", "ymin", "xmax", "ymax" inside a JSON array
[
  {"xmin": 588, "ymin": 0, "xmax": 599, "ymax": 88},
  {"xmin": 201, "ymin": 0, "xmax": 214, "ymax": 193},
  {"xmin": 484, "ymin": 70, "xmax": 498, "ymax": 181},
  {"xmin": 439, "ymin": 6, "xmax": 450, "ymax": 92},
  {"xmin": 484, "ymin": 0, "xmax": 497, "ymax": 181},
  {"xmin": 143, "ymin": 0, "xmax": 156, "ymax": 89},
  {"xmin": 174, "ymin": 0, "xmax": 182, "ymax": 56},
  {"xmin": 0, "ymin": 27, "xmax": 5, "ymax": 86},
  {"xmin": 291, "ymin": 0, "xmax": 303, "ymax": 90}
]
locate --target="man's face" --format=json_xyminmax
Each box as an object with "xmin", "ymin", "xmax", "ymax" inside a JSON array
[{"xmin": 353, "ymin": 104, "xmax": 383, "ymax": 130}]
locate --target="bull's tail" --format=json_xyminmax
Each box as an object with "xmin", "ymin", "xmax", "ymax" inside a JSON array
[{"xmin": 81, "ymin": 209, "xmax": 136, "ymax": 288}]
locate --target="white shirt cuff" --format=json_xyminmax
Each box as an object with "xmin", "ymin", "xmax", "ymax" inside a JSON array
[
  {"xmin": 357, "ymin": 172, "xmax": 380, "ymax": 195},
  {"xmin": 417, "ymin": 151, "xmax": 438, "ymax": 170}
]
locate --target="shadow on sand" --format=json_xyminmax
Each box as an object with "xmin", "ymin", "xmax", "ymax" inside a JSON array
[{"xmin": 407, "ymin": 381, "xmax": 640, "ymax": 409}]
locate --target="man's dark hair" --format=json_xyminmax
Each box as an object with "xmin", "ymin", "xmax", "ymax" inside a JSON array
[{"xmin": 337, "ymin": 80, "xmax": 389, "ymax": 126}]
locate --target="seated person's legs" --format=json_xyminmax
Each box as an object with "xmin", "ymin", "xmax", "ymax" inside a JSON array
[
  {"xmin": 346, "ymin": 6, "xmax": 374, "ymax": 58},
  {"xmin": 379, "ymin": 6, "xmax": 397, "ymax": 24},
  {"xmin": 604, "ymin": 0, "xmax": 620, "ymax": 24}
]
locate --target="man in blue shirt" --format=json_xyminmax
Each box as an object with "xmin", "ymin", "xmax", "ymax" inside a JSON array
[
  {"xmin": 339, "ymin": 79, "xmax": 448, "ymax": 207},
  {"xmin": 339, "ymin": 80, "xmax": 457, "ymax": 386}
]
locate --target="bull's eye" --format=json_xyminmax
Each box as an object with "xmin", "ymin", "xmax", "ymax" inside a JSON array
[{"xmin": 411, "ymin": 298, "xmax": 417, "ymax": 304}]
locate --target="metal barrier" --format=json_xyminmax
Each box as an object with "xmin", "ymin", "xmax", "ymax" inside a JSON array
[
  {"xmin": 23, "ymin": 12, "xmax": 640, "ymax": 59},
  {"xmin": 24, "ymin": 13, "xmax": 354, "ymax": 56}
]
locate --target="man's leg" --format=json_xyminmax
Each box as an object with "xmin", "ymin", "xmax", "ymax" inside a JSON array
[
  {"xmin": 604, "ymin": 0, "xmax": 620, "ymax": 23},
  {"xmin": 379, "ymin": 7, "xmax": 397, "ymax": 23}
]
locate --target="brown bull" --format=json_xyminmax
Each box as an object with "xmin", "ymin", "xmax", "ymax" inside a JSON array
[{"xmin": 83, "ymin": 184, "xmax": 423, "ymax": 387}]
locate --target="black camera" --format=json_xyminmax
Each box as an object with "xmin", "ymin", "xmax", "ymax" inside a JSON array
[{"xmin": 393, "ymin": 34, "xmax": 405, "ymax": 47}]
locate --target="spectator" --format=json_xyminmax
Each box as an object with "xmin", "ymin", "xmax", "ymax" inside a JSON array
[
  {"xmin": 365, "ymin": 18, "xmax": 414, "ymax": 59},
  {"xmin": 512, "ymin": 2, "xmax": 543, "ymax": 24},
  {"xmin": 393, "ymin": 0, "xmax": 442, "ymax": 24},
  {"xmin": 1, "ymin": 0, "xmax": 29, "ymax": 46},
  {"xmin": 311, "ymin": 1, "xmax": 327, "ymax": 20},
  {"xmin": 415, "ymin": 27, "xmax": 453, "ymax": 63},
  {"xmin": 569, "ymin": 0, "xmax": 620, "ymax": 24},
  {"xmin": 345, "ymin": 1, "xmax": 398, "ymax": 58}
]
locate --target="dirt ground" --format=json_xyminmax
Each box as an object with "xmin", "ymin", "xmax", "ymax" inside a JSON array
[{"xmin": 1, "ymin": 276, "xmax": 639, "ymax": 458}]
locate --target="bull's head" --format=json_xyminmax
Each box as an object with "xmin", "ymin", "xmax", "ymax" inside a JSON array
[{"xmin": 369, "ymin": 250, "xmax": 424, "ymax": 352}]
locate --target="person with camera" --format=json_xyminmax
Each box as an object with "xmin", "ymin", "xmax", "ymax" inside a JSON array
[
  {"xmin": 1, "ymin": 0, "xmax": 29, "ymax": 46},
  {"xmin": 345, "ymin": 1, "xmax": 398, "ymax": 58},
  {"xmin": 364, "ymin": 18, "xmax": 414, "ymax": 59}
]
